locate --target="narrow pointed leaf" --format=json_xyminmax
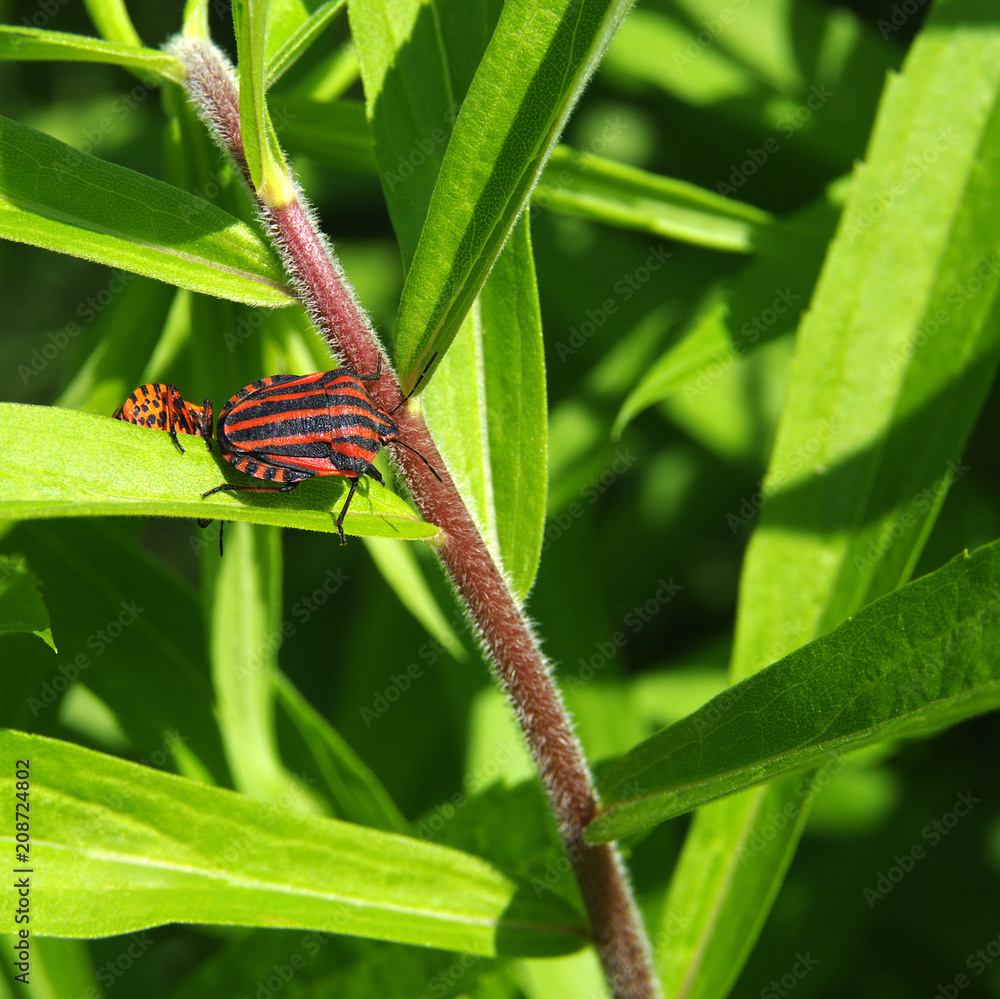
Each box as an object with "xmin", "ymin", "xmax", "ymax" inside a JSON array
[
  {"xmin": 0, "ymin": 117, "xmax": 291, "ymax": 306},
  {"xmin": 266, "ymin": 0, "xmax": 346, "ymax": 86},
  {"xmin": 613, "ymin": 195, "xmax": 839, "ymax": 436},
  {"xmin": 0, "ymin": 730, "xmax": 585, "ymax": 955},
  {"xmin": 350, "ymin": 0, "xmax": 487, "ymax": 271},
  {"xmin": 234, "ymin": 0, "xmax": 296, "ymax": 205},
  {"xmin": 0, "ymin": 26, "xmax": 181, "ymax": 81},
  {"xmin": 363, "ymin": 538, "xmax": 466, "ymax": 661},
  {"xmin": 535, "ymin": 147, "xmax": 774, "ymax": 253},
  {"xmin": 0, "ymin": 404, "xmax": 439, "ymax": 543},
  {"xmin": 590, "ymin": 540, "xmax": 1000, "ymax": 842},
  {"xmin": 274, "ymin": 673, "xmax": 409, "ymax": 831},
  {"xmin": 393, "ymin": 0, "xmax": 634, "ymax": 380},
  {"xmin": 423, "ymin": 218, "xmax": 547, "ymax": 601},
  {"xmin": 206, "ymin": 521, "xmax": 322, "ymax": 813},
  {"xmin": 353, "ymin": 0, "xmax": 548, "ymax": 595}
]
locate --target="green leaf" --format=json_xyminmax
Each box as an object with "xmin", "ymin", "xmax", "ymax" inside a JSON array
[
  {"xmin": 363, "ymin": 538, "xmax": 466, "ymax": 661},
  {"xmin": 535, "ymin": 146, "xmax": 774, "ymax": 252},
  {"xmin": 266, "ymin": 0, "xmax": 347, "ymax": 87},
  {"xmin": 55, "ymin": 277, "xmax": 179, "ymax": 416},
  {"xmin": 0, "ymin": 26, "xmax": 182, "ymax": 81},
  {"xmin": 350, "ymin": 0, "xmax": 488, "ymax": 270},
  {"xmin": 0, "ymin": 404, "xmax": 439, "ymax": 543},
  {"xmin": 0, "ymin": 116, "xmax": 291, "ymax": 307},
  {"xmin": 352, "ymin": 0, "xmax": 548, "ymax": 594},
  {"xmin": 590, "ymin": 540, "xmax": 1000, "ymax": 842},
  {"xmin": 423, "ymin": 218, "xmax": 547, "ymax": 602},
  {"xmin": 613, "ymin": 193, "xmax": 839, "ymax": 436},
  {"xmin": 659, "ymin": 4, "xmax": 1000, "ymax": 996},
  {"xmin": 276, "ymin": 89, "xmax": 779, "ymax": 259},
  {"xmin": 274, "ymin": 672, "xmax": 409, "ymax": 832},
  {"xmin": 82, "ymin": 0, "xmax": 142, "ymax": 47},
  {"xmin": 393, "ymin": 0, "xmax": 635, "ymax": 381},
  {"xmin": 0, "ymin": 556, "xmax": 56, "ymax": 652},
  {"xmin": 205, "ymin": 521, "xmax": 323, "ymax": 814},
  {"xmin": 0, "ymin": 729, "xmax": 585, "ymax": 955},
  {"xmin": 277, "ymin": 97, "xmax": 378, "ymax": 174},
  {"xmin": 234, "ymin": 0, "xmax": 296, "ymax": 205},
  {"xmin": 10, "ymin": 519, "xmax": 227, "ymax": 783}
]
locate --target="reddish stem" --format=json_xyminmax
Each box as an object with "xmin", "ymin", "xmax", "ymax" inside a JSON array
[{"xmin": 171, "ymin": 36, "xmax": 660, "ymax": 999}]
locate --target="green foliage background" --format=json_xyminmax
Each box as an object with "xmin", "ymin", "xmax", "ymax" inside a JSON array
[{"xmin": 2, "ymin": 1, "xmax": 1000, "ymax": 997}]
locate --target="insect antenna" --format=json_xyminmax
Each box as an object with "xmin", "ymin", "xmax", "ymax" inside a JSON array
[
  {"xmin": 390, "ymin": 353, "xmax": 438, "ymax": 416},
  {"xmin": 393, "ymin": 438, "xmax": 443, "ymax": 483}
]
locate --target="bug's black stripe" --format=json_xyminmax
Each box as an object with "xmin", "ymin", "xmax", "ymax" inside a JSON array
[
  {"xmin": 230, "ymin": 400, "xmax": 385, "ymax": 430},
  {"xmin": 241, "ymin": 390, "xmax": 333, "ymax": 411},
  {"xmin": 226, "ymin": 410, "xmax": 389, "ymax": 445},
  {"xmin": 234, "ymin": 437, "xmax": 378, "ymax": 465}
]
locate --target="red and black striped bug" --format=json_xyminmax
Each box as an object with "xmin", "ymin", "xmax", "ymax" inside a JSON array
[
  {"xmin": 201, "ymin": 357, "xmax": 440, "ymax": 545},
  {"xmin": 114, "ymin": 383, "xmax": 224, "ymax": 553}
]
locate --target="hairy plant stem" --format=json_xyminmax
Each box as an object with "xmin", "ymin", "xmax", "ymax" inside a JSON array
[{"xmin": 171, "ymin": 36, "xmax": 660, "ymax": 999}]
